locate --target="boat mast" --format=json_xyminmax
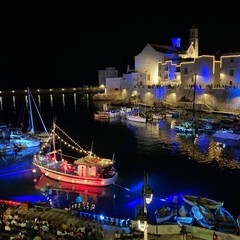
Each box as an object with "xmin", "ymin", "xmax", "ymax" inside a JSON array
[
  {"xmin": 29, "ymin": 89, "xmax": 49, "ymax": 134},
  {"xmin": 192, "ymin": 73, "xmax": 197, "ymax": 135},
  {"xmin": 112, "ymin": 153, "xmax": 115, "ymax": 163},
  {"xmin": 192, "ymin": 73, "xmax": 196, "ymax": 122},
  {"xmin": 90, "ymin": 140, "xmax": 94, "ymax": 156},
  {"xmin": 53, "ymin": 119, "xmax": 56, "ymax": 161},
  {"xmin": 28, "ymin": 87, "xmax": 34, "ymax": 133}
]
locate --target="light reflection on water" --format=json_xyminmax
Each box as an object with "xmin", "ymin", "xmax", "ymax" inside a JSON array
[
  {"xmin": 0, "ymin": 94, "xmax": 240, "ymax": 222},
  {"xmin": 126, "ymin": 118, "xmax": 240, "ymax": 171}
]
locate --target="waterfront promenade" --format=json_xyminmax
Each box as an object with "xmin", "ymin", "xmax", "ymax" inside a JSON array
[
  {"xmin": 1, "ymin": 202, "xmax": 240, "ymax": 240},
  {"xmin": 0, "ymin": 86, "xmax": 104, "ymax": 96}
]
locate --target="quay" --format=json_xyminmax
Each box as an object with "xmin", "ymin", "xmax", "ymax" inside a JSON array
[
  {"xmin": 2, "ymin": 201, "xmax": 240, "ymax": 240},
  {"xmin": 0, "ymin": 86, "xmax": 104, "ymax": 96}
]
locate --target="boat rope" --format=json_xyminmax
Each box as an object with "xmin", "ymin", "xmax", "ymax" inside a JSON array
[{"xmin": 54, "ymin": 124, "xmax": 96, "ymax": 157}]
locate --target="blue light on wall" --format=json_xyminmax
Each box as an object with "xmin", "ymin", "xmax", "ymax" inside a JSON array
[
  {"xmin": 154, "ymin": 86, "xmax": 166, "ymax": 100},
  {"xmin": 199, "ymin": 64, "xmax": 212, "ymax": 84}
]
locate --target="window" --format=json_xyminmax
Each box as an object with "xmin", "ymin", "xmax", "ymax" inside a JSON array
[
  {"xmin": 229, "ymin": 69, "xmax": 234, "ymax": 76},
  {"xmin": 230, "ymin": 58, "xmax": 234, "ymax": 63}
]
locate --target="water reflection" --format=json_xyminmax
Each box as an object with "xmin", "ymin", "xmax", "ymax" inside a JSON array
[
  {"xmin": 0, "ymin": 147, "xmax": 40, "ymax": 168},
  {"xmin": 62, "ymin": 94, "xmax": 65, "ymax": 111},
  {"xmin": 33, "ymin": 173, "xmax": 121, "ymax": 212},
  {"xmin": 0, "ymin": 96, "xmax": 3, "ymax": 111},
  {"xmin": 37, "ymin": 95, "xmax": 41, "ymax": 110},
  {"xmin": 0, "ymin": 94, "xmax": 240, "ymax": 221},
  {"xmin": 12, "ymin": 96, "xmax": 16, "ymax": 112},
  {"xmin": 124, "ymin": 118, "xmax": 240, "ymax": 171},
  {"xmin": 50, "ymin": 94, "xmax": 53, "ymax": 109}
]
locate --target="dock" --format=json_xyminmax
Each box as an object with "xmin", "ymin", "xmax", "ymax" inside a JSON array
[{"xmin": 0, "ymin": 86, "xmax": 104, "ymax": 96}]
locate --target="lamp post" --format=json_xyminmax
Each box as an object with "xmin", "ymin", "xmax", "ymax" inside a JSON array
[{"xmin": 137, "ymin": 171, "xmax": 153, "ymax": 240}]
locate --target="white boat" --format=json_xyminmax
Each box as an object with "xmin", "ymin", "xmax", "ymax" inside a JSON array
[
  {"xmin": 126, "ymin": 114, "xmax": 147, "ymax": 123},
  {"xmin": 126, "ymin": 107, "xmax": 147, "ymax": 123},
  {"xmin": 33, "ymin": 120, "xmax": 118, "ymax": 187},
  {"xmin": 213, "ymin": 129, "xmax": 240, "ymax": 141},
  {"xmin": 10, "ymin": 131, "xmax": 41, "ymax": 148},
  {"xmin": 26, "ymin": 87, "xmax": 50, "ymax": 143}
]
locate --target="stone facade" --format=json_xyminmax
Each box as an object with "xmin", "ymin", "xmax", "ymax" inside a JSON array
[{"xmin": 100, "ymin": 25, "xmax": 240, "ymax": 111}]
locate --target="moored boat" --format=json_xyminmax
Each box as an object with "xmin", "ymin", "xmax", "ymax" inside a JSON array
[
  {"xmin": 214, "ymin": 206, "xmax": 238, "ymax": 235},
  {"xmin": 155, "ymin": 204, "xmax": 176, "ymax": 224},
  {"xmin": 174, "ymin": 120, "xmax": 195, "ymax": 135},
  {"xmin": 33, "ymin": 120, "xmax": 118, "ymax": 187},
  {"xmin": 191, "ymin": 204, "xmax": 215, "ymax": 229},
  {"xmin": 0, "ymin": 141, "xmax": 19, "ymax": 155},
  {"xmin": 155, "ymin": 195, "xmax": 194, "ymax": 225},
  {"xmin": 9, "ymin": 131, "xmax": 41, "ymax": 148},
  {"xmin": 126, "ymin": 114, "xmax": 147, "ymax": 123},
  {"xmin": 213, "ymin": 129, "xmax": 240, "ymax": 141},
  {"xmin": 237, "ymin": 215, "xmax": 240, "ymax": 233},
  {"xmin": 175, "ymin": 203, "xmax": 194, "ymax": 225},
  {"xmin": 181, "ymin": 194, "xmax": 224, "ymax": 210},
  {"xmin": 94, "ymin": 111, "xmax": 110, "ymax": 119}
]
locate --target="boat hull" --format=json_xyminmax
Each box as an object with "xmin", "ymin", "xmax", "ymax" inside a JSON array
[
  {"xmin": 181, "ymin": 194, "xmax": 223, "ymax": 210},
  {"xmin": 126, "ymin": 115, "xmax": 146, "ymax": 123},
  {"xmin": 34, "ymin": 163, "xmax": 117, "ymax": 187},
  {"xmin": 213, "ymin": 130, "xmax": 240, "ymax": 140},
  {"xmin": 214, "ymin": 207, "xmax": 238, "ymax": 235}
]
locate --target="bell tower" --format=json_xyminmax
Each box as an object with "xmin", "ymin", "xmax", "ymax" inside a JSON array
[{"xmin": 189, "ymin": 25, "xmax": 199, "ymax": 57}]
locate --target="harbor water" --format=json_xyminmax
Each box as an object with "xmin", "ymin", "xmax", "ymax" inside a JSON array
[{"xmin": 0, "ymin": 93, "xmax": 240, "ymax": 224}]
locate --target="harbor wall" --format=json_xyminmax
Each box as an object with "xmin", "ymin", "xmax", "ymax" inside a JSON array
[{"xmin": 155, "ymin": 87, "xmax": 240, "ymax": 113}]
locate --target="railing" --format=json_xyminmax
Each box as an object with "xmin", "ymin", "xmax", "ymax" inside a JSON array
[{"xmin": 74, "ymin": 211, "xmax": 240, "ymax": 240}]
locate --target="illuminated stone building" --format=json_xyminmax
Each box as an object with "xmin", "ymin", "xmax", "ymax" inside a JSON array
[{"xmin": 101, "ymin": 25, "xmax": 240, "ymax": 111}]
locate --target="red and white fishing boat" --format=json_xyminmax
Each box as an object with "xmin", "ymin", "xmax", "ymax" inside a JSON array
[{"xmin": 33, "ymin": 119, "xmax": 117, "ymax": 187}]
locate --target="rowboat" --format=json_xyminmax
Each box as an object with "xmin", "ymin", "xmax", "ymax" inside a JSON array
[
  {"xmin": 237, "ymin": 215, "xmax": 240, "ymax": 233},
  {"xmin": 181, "ymin": 194, "xmax": 224, "ymax": 210},
  {"xmin": 175, "ymin": 204, "xmax": 194, "ymax": 225},
  {"xmin": 214, "ymin": 207, "xmax": 239, "ymax": 235},
  {"xmin": 191, "ymin": 204, "xmax": 215, "ymax": 229},
  {"xmin": 155, "ymin": 195, "xmax": 194, "ymax": 225},
  {"xmin": 155, "ymin": 205, "xmax": 176, "ymax": 224}
]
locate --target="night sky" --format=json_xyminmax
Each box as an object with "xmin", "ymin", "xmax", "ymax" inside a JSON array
[{"xmin": 0, "ymin": 3, "xmax": 239, "ymax": 89}]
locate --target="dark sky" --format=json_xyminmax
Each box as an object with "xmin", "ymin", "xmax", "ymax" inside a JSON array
[{"xmin": 0, "ymin": 3, "xmax": 239, "ymax": 89}]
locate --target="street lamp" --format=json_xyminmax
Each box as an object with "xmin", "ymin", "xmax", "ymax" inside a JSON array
[{"xmin": 137, "ymin": 171, "xmax": 153, "ymax": 240}]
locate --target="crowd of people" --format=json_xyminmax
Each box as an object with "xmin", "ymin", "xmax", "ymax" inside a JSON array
[{"xmin": 0, "ymin": 203, "xmax": 134, "ymax": 240}]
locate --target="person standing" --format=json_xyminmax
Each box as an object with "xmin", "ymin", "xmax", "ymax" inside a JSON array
[{"xmin": 213, "ymin": 231, "xmax": 219, "ymax": 240}]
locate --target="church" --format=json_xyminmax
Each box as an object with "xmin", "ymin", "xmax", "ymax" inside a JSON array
[{"xmin": 98, "ymin": 25, "xmax": 240, "ymax": 112}]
